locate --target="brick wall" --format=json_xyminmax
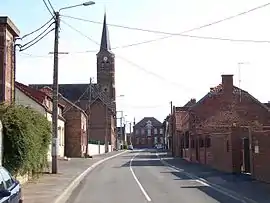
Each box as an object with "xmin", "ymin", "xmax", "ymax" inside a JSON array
[
  {"xmin": 251, "ymin": 130, "xmax": 270, "ymax": 183},
  {"xmin": 64, "ymin": 107, "xmax": 84, "ymax": 157}
]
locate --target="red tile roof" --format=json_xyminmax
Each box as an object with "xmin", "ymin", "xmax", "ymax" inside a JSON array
[
  {"xmin": 15, "ymin": 81, "xmax": 47, "ymax": 107},
  {"xmin": 15, "ymin": 82, "xmax": 64, "ymax": 109}
]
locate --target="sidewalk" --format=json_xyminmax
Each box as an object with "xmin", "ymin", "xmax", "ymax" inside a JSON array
[
  {"xmin": 158, "ymin": 152, "xmax": 270, "ymax": 203},
  {"xmin": 22, "ymin": 151, "xmax": 125, "ymax": 203}
]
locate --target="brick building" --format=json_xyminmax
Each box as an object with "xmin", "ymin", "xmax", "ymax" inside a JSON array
[
  {"xmin": 39, "ymin": 86, "xmax": 88, "ymax": 158},
  {"xmin": 0, "ymin": 17, "xmax": 19, "ymax": 104},
  {"xmin": 132, "ymin": 117, "xmax": 164, "ymax": 148},
  {"xmin": 171, "ymin": 74, "xmax": 270, "ymax": 183},
  {"xmin": 30, "ymin": 13, "xmax": 117, "ymax": 152}
]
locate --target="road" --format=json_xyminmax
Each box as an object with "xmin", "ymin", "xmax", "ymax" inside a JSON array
[{"xmin": 67, "ymin": 149, "xmax": 255, "ymax": 203}]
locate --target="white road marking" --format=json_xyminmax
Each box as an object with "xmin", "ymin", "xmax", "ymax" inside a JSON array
[
  {"xmin": 156, "ymin": 152, "xmax": 258, "ymax": 203},
  {"xmin": 130, "ymin": 152, "xmax": 152, "ymax": 202}
]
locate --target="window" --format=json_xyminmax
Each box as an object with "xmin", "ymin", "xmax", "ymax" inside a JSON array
[
  {"xmin": 226, "ymin": 140, "xmax": 229, "ymax": 152},
  {"xmin": 136, "ymin": 138, "xmax": 139, "ymax": 144},
  {"xmin": 160, "ymin": 128, "xmax": 163, "ymax": 135},
  {"xmin": 135, "ymin": 129, "xmax": 139, "ymax": 135},
  {"xmin": 0, "ymin": 168, "xmax": 14, "ymax": 189},
  {"xmin": 154, "ymin": 128, "xmax": 158, "ymax": 134},
  {"xmin": 160, "ymin": 137, "xmax": 164, "ymax": 144},
  {"xmin": 141, "ymin": 129, "xmax": 145, "ymax": 135},
  {"xmin": 199, "ymin": 138, "xmax": 204, "ymax": 148},
  {"xmin": 147, "ymin": 129, "xmax": 151, "ymax": 136},
  {"xmin": 205, "ymin": 137, "xmax": 211, "ymax": 148},
  {"xmin": 154, "ymin": 137, "xmax": 158, "ymax": 144}
]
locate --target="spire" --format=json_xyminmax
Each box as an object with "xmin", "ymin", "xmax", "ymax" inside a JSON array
[{"xmin": 100, "ymin": 12, "xmax": 111, "ymax": 51}]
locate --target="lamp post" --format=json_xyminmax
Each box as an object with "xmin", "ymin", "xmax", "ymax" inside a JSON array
[{"xmin": 51, "ymin": 1, "xmax": 95, "ymax": 174}]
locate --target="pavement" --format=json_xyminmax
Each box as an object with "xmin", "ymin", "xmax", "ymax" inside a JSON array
[
  {"xmin": 21, "ymin": 150, "xmax": 126, "ymax": 203},
  {"xmin": 67, "ymin": 149, "xmax": 270, "ymax": 203}
]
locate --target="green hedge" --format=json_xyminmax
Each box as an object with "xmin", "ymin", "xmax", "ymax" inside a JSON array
[{"xmin": 0, "ymin": 104, "xmax": 51, "ymax": 176}]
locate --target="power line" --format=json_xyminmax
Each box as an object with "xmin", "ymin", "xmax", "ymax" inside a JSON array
[
  {"xmin": 60, "ymin": 20, "xmax": 201, "ymax": 94},
  {"xmin": 42, "ymin": 0, "xmax": 55, "ymax": 17},
  {"xmin": 61, "ymin": 7, "xmax": 270, "ymax": 44},
  {"xmin": 19, "ymin": 2, "xmax": 270, "ymax": 57},
  {"xmin": 46, "ymin": 0, "xmax": 56, "ymax": 13},
  {"xmin": 62, "ymin": 85, "xmax": 91, "ymax": 114},
  {"xmin": 20, "ymin": 22, "xmax": 54, "ymax": 49},
  {"xmin": 21, "ymin": 17, "xmax": 54, "ymax": 40},
  {"xmin": 19, "ymin": 28, "xmax": 55, "ymax": 52}
]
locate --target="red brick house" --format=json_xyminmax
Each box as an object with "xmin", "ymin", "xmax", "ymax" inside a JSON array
[
  {"xmin": 29, "ymin": 13, "xmax": 117, "ymax": 152},
  {"xmin": 0, "ymin": 17, "xmax": 20, "ymax": 105},
  {"xmin": 172, "ymin": 74, "xmax": 270, "ymax": 183},
  {"xmin": 132, "ymin": 117, "xmax": 164, "ymax": 148},
  {"xmin": 39, "ymin": 86, "xmax": 88, "ymax": 158}
]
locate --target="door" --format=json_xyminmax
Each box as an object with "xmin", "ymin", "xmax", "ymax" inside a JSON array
[
  {"xmin": 242, "ymin": 138, "xmax": 251, "ymax": 173},
  {"xmin": 195, "ymin": 138, "xmax": 199, "ymax": 161}
]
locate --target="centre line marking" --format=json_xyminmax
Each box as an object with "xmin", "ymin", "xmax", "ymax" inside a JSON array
[{"xmin": 130, "ymin": 152, "xmax": 152, "ymax": 202}]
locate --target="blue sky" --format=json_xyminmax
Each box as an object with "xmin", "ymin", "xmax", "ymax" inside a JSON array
[{"xmin": 2, "ymin": 0, "xmax": 270, "ymax": 124}]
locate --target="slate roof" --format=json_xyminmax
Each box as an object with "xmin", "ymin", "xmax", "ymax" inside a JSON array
[
  {"xmin": 99, "ymin": 13, "xmax": 112, "ymax": 53},
  {"xmin": 134, "ymin": 117, "xmax": 163, "ymax": 128},
  {"xmin": 29, "ymin": 83, "xmax": 115, "ymax": 112}
]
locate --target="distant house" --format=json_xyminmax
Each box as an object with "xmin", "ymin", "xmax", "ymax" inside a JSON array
[
  {"xmin": 39, "ymin": 86, "xmax": 88, "ymax": 158},
  {"xmin": 132, "ymin": 117, "xmax": 164, "ymax": 148},
  {"xmin": 15, "ymin": 82, "xmax": 65, "ymax": 160}
]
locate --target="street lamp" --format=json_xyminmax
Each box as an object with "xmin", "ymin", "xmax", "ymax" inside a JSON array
[{"xmin": 51, "ymin": 1, "xmax": 95, "ymax": 174}]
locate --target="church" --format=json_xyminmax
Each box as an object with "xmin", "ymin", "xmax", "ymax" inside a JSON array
[{"xmin": 30, "ymin": 13, "xmax": 117, "ymax": 152}]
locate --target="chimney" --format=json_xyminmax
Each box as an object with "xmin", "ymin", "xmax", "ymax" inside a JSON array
[
  {"xmin": 221, "ymin": 74, "xmax": 234, "ymax": 94},
  {"xmin": 190, "ymin": 98, "xmax": 196, "ymax": 104}
]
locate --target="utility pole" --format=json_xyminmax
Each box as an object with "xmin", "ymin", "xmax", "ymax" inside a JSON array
[
  {"xmin": 105, "ymin": 106, "xmax": 108, "ymax": 153},
  {"xmin": 120, "ymin": 111, "xmax": 123, "ymax": 148},
  {"xmin": 51, "ymin": 11, "xmax": 60, "ymax": 174},
  {"xmin": 85, "ymin": 77, "xmax": 92, "ymax": 157}
]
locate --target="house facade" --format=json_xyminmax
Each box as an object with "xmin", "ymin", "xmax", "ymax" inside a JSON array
[
  {"xmin": 171, "ymin": 74, "xmax": 270, "ymax": 183},
  {"xmin": 132, "ymin": 117, "xmax": 164, "ymax": 148},
  {"xmin": 39, "ymin": 86, "xmax": 88, "ymax": 158},
  {"xmin": 15, "ymin": 82, "xmax": 65, "ymax": 160},
  {"xmin": 0, "ymin": 17, "xmax": 20, "ymax": 105},
  {"xmin": 29, "ymin": 13, "xmax": 117, "ymax": 152}
]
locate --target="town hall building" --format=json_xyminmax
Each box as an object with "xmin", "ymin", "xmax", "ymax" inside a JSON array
[{"xmin": 30, "ymin": 13, "xmax": 117, "ymax": 152}]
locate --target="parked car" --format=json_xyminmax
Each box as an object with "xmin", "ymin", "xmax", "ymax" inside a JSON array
[{"xmin": 0, "ymin": 166, "xmax": 22, "ymax": 203}]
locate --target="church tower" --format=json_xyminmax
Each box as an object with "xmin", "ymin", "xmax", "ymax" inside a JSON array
[{"xmin": 96, "ymin": 13, "xmax": 116, "ymax": 104}]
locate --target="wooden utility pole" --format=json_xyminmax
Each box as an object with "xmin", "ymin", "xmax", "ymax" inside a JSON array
[{"xmin": 51, "ymin": 11, "xmax": 60, "ymax": 174}]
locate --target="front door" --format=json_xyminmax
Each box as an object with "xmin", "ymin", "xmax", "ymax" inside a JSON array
[{"xmin": 242, "ymin": 137, "xmax": 251, "ymax": 173}]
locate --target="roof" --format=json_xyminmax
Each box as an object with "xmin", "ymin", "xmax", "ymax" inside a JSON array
[
  {"xmin": 0, "ymin": 16, "xmax": 20, "ymax": 37},
  {"xmin": 134, "ymin": 117, "xmax": 162, "ymax": 128},
  {"xmin": 97, "ymin": 13, "xmax": 113, "ymax": 55},
  {"xmin": 15, "ymin": 82, "xmax": 64, "ymax": 109},
  {"xmin": 39, "ymin": 86, "xmax": 87, "ymax": 117},
  {"xmin": 191, "ymin": 85, "xmax": 269, "ymax": 112},
  {"xmin": 29, "ymin": 83, "xmax": 115, "ymax": 112}
]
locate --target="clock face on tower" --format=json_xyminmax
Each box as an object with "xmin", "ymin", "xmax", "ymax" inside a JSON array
[{"xmin": 103, "ymin": 56, "xmax": 108, "ymax": 62}]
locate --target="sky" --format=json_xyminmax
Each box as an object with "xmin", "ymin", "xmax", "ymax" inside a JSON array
[{"xmin": 2, "ymin": 0, "xmax": 270, "ymax": 125}]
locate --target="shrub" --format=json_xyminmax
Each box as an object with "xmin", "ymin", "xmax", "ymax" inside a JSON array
[{"xmin": 0, "ymin": 104, "xmax": 51, "ymax": 176}]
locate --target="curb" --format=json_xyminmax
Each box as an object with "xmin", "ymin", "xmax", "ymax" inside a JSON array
[
  {"xmin": 54, "ymin": 150, "xmax": 128, "ymax": 203},
  {"xmin": 156, "ymin": 152, "xmax": 258, "ymax": 203}
]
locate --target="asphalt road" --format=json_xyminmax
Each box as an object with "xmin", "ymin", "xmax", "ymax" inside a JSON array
[{"xmin": 67, "ymin": 149, "xmax": 254, "ymax": 203}]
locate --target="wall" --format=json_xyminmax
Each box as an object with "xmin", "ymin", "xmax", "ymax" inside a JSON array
[
  {"xmin": 46, "ymin": 112, "xmax": 65, "ymax": 159},
  {"xmin": 251, "ymin": 130, "xmax": 270, "ymax": 183},
  {"xmin": 88, "ymin": 144, "xmax": 112, "ymax": 156},
  {"xmin": 15, "ymin": 88, "xmax": 45, "ymax": 114}
]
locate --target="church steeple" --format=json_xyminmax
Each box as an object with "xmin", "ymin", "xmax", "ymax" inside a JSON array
[{"xmin": 100, "ymin": 13, "xmax": 111, "ymax": 51}]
